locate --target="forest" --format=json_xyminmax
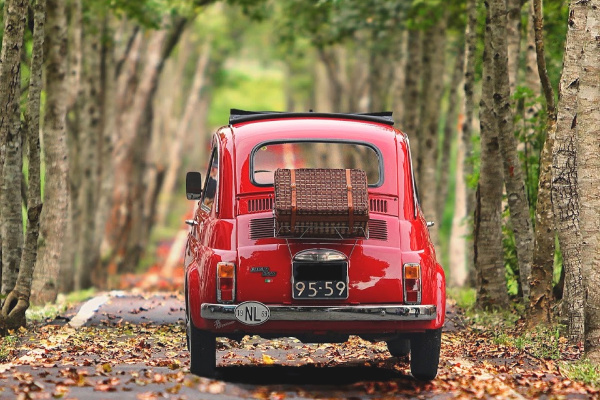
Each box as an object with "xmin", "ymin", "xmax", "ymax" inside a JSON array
[{"xmin": 0, "ymin": 0, "xmax": 599, "ymax": 392}]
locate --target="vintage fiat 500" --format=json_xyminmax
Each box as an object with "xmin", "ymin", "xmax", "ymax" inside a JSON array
[{"xmin": 184, "ymin": 110, "xmax": 445, "ymax": 380}]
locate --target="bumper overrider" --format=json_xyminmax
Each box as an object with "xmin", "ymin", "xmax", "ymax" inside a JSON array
[{"xmin": 201, "ymin": 303, "xmax": 437, "ymax": 322}]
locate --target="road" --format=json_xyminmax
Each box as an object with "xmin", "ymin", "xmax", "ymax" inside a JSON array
[{"xmin": 0, "ymin": 292, "xmax": 594, "ymax": 399}]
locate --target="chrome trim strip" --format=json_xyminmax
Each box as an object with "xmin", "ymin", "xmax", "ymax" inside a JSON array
[{"xmin": 201, "ymin": 303, "xmax": 436, "ymax": 321}]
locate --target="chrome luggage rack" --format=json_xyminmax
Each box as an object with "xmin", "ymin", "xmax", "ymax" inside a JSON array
[
  {"xmin": 274, "ymin": 223, "xmax": 369, "ymax": 240},
  {"xmin": 274, "ymin": 219, "xmax": 368, "ymax": 260}
]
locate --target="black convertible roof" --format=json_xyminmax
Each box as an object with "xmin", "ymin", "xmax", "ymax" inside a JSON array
[{"xmin": 228, "ymin": 109, "xmax": 395, "ymax": 126}]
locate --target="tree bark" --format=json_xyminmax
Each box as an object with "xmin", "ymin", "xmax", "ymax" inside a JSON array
[
  {"xmin": 402, "ymin": 28, "xmax": 422, "ymax": 178},
  {"xmin": 0, "ymin": 0, "xmax": 27, "ymax": 297},
  {"xmin": 437, "ymin": 44, "xmax": 465, "ymax": 223},
  {"xmin": 74, "ymin": 15, "xmax": 103, "ymax": 290},
  {"xmin": 475, "ymin": 2, "xmax": 509, "ymax": 309},
  {"xmin": 106, "ymin": 18, "xmax": 187, "ymax": 276},
  {"xmin": 506, "ymin": 0, "xmax": 523, "ymax": 93},
  {"xmin": 31, "ymin": 0, "xmax": 69, "ymax": 305},
  {"xmin": 576, "ymin": 0, "xmax": 600, "ymax": 363},
  {"xmin": 368, "ymin": 43, "xmax": 392, "ymax": 112},
  {"xmin": 461, "ymin": 0, "xmax": 478, "ymax": 287},
  {"xmin": 316, "ymin": 47, "xmax": 345, "ymax": 113},
  {"xmin": 417, "ymin": 17, "xmax": 447, "ymax": 247},
  {"xmin": 156, "ymin": 39, "xmax": 211, "ymax": 226},
  {"xmin": 1, "ymin": 0, "xmax": 45, "ymax": 330},
  {"xmin": 552, "ymin": 0, "xmax": 586, "ymax": 344},
  {"xmin": 528, "ymin": 0, "xmax": 557, "ymax": 325},
  {"xmin": 525, "ymin": 1, "xmax": 542, "ymax": 95},
  {"xmin": 490, "ymin": 0, "xmax": 535, "ymax": 304},
  {"xmin": 66, "ymin": 0, "xmax": 82, "ymax": 111},
  {"xmin": 90, "ymin": 22, "xmax": 137, "ymax": 288}
]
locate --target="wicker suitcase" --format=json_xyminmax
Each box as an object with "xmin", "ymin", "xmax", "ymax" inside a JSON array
[{"xmin": 274, "ymin": 168, "xmax": 369, "ymax": 238}]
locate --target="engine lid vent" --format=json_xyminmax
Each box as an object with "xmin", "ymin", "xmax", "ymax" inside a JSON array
[
  {"xmin": 250, "ymin": 217, "xmax": 275, "ymax": 239},
  {"xmin": 248, "ymin": 197, "xmax": 274, "ymax": 213},
  {"xmin": 370, "ymin": 198, "xmax": 388, "ymax": 214},
  {"xmin": 249, "ymin": 218, "xmax": 387, "ymax": 241},
  {"xmin": 368, "ymin": 219, "xmax": 388, "ymax": 241}
]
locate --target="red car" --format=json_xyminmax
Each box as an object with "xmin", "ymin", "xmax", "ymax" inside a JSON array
[{"xmin": 184, "ymin": 110, "xmax": 445, "ymax": 380}]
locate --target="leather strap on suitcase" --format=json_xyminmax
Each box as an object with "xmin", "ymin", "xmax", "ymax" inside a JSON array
[
  {"xmin": 291, "ymin": 169, "xmax": 297, "ymax": 231},
  {"xmin": 346, "ymin": 169, "xmax": 354, "ymax": 233}
]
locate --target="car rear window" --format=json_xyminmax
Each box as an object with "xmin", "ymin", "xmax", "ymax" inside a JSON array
[{"xmin": 251, "ymin": 141, "xmax": 382, "ymax": 186}]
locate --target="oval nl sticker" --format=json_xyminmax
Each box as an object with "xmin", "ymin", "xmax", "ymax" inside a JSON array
[{"xmin": 234, "ymin": 301, "xmax": 270, "ymax": 325}]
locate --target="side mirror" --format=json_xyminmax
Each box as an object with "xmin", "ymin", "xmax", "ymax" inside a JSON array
[{"xmin": 186, "ymin": 172, "xmax": 202, "ymax": 200}]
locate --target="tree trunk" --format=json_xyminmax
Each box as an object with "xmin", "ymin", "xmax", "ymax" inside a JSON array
[
  {"xmin": 1, "ymin": 0, "xmax": 45, "ymax": 330},
  {"xmin": 461, "ymin": 0, "xmax": 478, "ymax": 287},
  {"xmin": 506, "ymin": 0, "xmax": 523, "ymax": 93},
  {"xmin": 31, "ymin": 0, "xmax": 69, "ymax": 305},
  {"xmin": 107, "ymin": 18, "xmax": 187, "ymax": 276},
  {"xmin": 552, "ymin": 0, "xmax": 586, "ymax": 344},
  {"xmin": 528, "ymin": 0, "xmax": 557, "ymax": 325},
  {"xmin": 368, "ymin": 44, "xmax": 392, "ymax": 112},
  {"xmin": 74, "ymin": 15, "xmax": 103, "ymax": 290},
  {"xmin": 475, "ymin": 2, "xmax": 509, "ymax": 309},
  {"xmin": 392, "ymin": 30, "xmax": 407, "ymax": 127},
  {"xmin": 346, "ymin": 43, "xmax": 369, "ymax": 113},
  {"xmin": 402, "ymin": 29, "xmax": 422, "ymax": 183},
  {"xmin": 90, "ymin": 22, "xmax": 136, "ymax": 289},
  {"xmin": 449, "ymin": 103, "xmax": 468, "ymax": 287},
  {"xmin": 58, "ymin": 0, "xmax": 83, "ymax": 294},
  {"xmin": 0, "ymin": 0, "xmax": 27, "ymax": 297},
  {"xmin": 66, "ymin": 0, "xmax": 82, "ymax": 111},
  {"xmin": 576, "ymin": 0, "xmax": 600, "ymax": 363},
  {"xmin": 317, "ymin": 47, "xmax": 345, "ymax": 113},
  {"xmin": 525, "ymin": 1, "xmax": 542, "ymax": 95},
  {"xmin": 437, "ymin": 44, "xmax": 465, "ymax": 223},
  {"xmin": 417, "ymin": 18, "xmax": 447, "ymax": 247},
  {"xmin": 156, "ymin": 39, "xmax": 211, "ymax": 226},
  {"xmin": 490, "ymin": 0, "xmax": 535, "ymax": 305}
]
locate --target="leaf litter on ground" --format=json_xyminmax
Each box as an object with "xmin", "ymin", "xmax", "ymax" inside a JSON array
[{"xmin": 0, "ymin": 294, "xmax": 598, "ymax": 399}]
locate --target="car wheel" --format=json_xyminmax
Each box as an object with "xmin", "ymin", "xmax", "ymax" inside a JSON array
[
  {"xmin": 187, "ymin": 317, "xmax": 216, "ymax": 378},
  {"xmin": 410, "ymin": 328, "xmax": 442, "ymax": 381},
  {"xmin": 386, "ymin": 338, "xmax": 410, "ymax": 358}
]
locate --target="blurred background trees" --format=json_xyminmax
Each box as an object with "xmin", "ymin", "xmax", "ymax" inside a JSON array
[{"xmin": 2, "ymin": 0, "xmax": 600, "ymax": 363}]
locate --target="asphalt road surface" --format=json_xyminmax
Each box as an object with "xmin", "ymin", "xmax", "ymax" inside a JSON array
[{"xmin": 0, "ymin": 292, "xmax": 491, "ymax": 400}]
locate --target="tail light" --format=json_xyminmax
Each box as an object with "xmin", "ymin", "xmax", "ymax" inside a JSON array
[
  {"xmin": 217, "ymin": 262, "xmax": 235, "ymax": 303},
  {"xmin": 403, "ymin": 263, "xmax": 421, "ymax": 304}
]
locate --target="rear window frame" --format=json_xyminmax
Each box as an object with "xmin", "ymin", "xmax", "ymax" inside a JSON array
[{"xmin": 249, "ymin": 139, "xmax": 385, "ymax": 188}]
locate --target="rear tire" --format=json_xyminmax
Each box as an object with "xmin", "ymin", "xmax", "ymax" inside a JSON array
[
  {"xmin": 386, "ymin": 338, "xmax": 410, "ymax": 357},
  {"xmin": 410, "ymin": 328, "xmax": 442, "ymax": 381},
  {"xmin": 187, "ymin": 318, "xmax": 216, "ymax": 378}
]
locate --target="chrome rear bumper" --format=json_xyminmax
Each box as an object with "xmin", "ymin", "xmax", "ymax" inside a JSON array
[{"xmin": 201, "ymin": 303, "xmax": 437, "ymax": 321}]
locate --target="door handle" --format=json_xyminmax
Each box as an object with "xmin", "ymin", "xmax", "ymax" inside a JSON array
[{"xmin": 185, "ymin": 219, "xmax": 198, "ymax": 226}]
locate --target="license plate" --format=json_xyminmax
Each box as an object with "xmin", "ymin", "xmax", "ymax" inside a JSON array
[
  {"xmin": 293, "ymin": 280, "xmax": 348, "ymax": 299},
  {"xmin": 234, "ymin": 301, "xmax": 270, "ymax": 325}
]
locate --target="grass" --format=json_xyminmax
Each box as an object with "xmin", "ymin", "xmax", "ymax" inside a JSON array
[
  {"xmin": 0, "ymin": 334, "xmax": 18, "ymax": 362},
  {"xmin": 493, "ymin": 325, "xmax": 564, "ymax": 360},
  {"xmin": 26, "ymin": 288, "xmax": 97, "ymax": 323},
  {"xmin": 561, "ymin": 359, "xmax": 600, "ymax": 387},
  {"xmin": 448, "ymin": 287, "xmax": 565, "ymax": 360},
  {"xmin": 447, "ymin": 287, "xmax": 476, "ymax": 310}
]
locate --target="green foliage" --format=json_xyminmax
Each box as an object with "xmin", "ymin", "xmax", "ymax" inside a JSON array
[
  {"xmin": 513, "ymin": 86, "xmax": 546, "ymax": 214},
  {"xmin": 26, "ymin": 288, "xmax": 96, "ymax": 322},
  {"xmin": 542, "ymin": 0, "xmax": 569, "ymax": 93},
  {"xmin": 107, "ymin": 0, "xmax": 198, "ymax": 28},
  {"xmin": 208, "ymin": 66, "xmax": 284, "ymax": 127},
  {"xmin": 447, "ymin": 287, "xmax": 477, "ymax": 310},
  {"xmin": 561, "ymin": 359, "xmax": 600, "ymax": 387},
  {"xmin": 467, "ymin": 305, "xmax": 521, "ymax": 329},
  {"xmin": 492, "ymin": 325, "xmax": 565, "ymax": 360},
  {"xmin": 0, "ymin": 334, "xmax": 17, "ymax": 362},
  {"xmin": 500, "ymin": 86, "xmax": 549, "ymax": 301}
]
